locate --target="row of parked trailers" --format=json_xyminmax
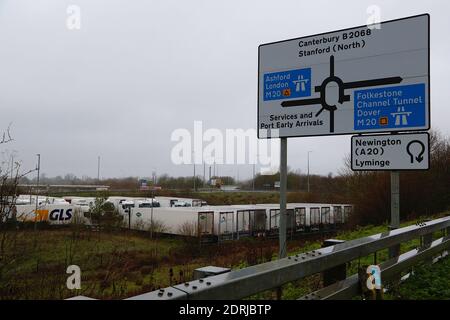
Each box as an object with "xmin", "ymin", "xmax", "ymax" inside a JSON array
[{"xmin": 129, "ymin": 203, "xmax": 353, "ymax": 242}]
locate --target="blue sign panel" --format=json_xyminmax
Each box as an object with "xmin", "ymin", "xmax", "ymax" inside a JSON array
[
  {"xmin": 354, "ymin": 84, "xmax": 426, "ymax": 130},
  {"xmin": 263, "ymin": 68, "xmax": 311, "ymax": 101}
]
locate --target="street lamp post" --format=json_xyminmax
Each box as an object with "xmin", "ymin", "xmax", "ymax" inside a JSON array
[
  {"xmin": 252, "ymin": 163, "xmax": 255, "ymax": 191},
  {"xmin": 150, "ymin": 187, "xmax": 154, "ymax": 239},
  {"xmin": 252, "ymin": 153, "xmax": 259, "ymax": 191},
  {"xmin": 209, "ymin": 166, "xmax": 211, "ymax": 186},
  {"xmin": 150, "ymin": 170, "xmax": 156, "ymax": 239},
  {"xmin": 97, "ymin": 156, "xmax": 101, "ymax": 182},
  {"xmin": 34, "ymin": 154, "xmax": 41, "ymax": 232},
  {"xmin": 192, "ymin": 151, "xmax": 196, "ymax": 191}
]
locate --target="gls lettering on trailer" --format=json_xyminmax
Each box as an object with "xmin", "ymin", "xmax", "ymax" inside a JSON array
[{"xmin": 49, "ymin": 208, "xmax": 73, "ymax": 221}]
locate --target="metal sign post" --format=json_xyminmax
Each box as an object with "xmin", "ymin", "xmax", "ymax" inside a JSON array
[
  {"xmin": 279, "ymin": 137, "xmax": 287, "ymax": 259},
  {"xmin": 390, "ymin": 171, "xmax": 400, "ymax": 229},
  {"xmin": 389, "ymin": 171, "xmax": 400, "ymax": 258}
]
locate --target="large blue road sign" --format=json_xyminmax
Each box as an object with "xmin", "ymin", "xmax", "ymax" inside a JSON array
[{"xmin": 354, "ymin": 84, "xmax": 426, "ymax": 130}]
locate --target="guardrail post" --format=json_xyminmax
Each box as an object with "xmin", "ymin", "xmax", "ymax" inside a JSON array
[
  {"xmin": 422, "ymin": 233, "xmax": 433, "ymax": 246},
  {"xmin": 388, "ymin": 226, "xmax": 401, "ymax": 258},
  {"xmin": 322, "ymin": 239, "xmax": 347, "ymax": 286},
  {"xmin": 421, "ymin": 219, "xmax": 433, "ymax": 248},
  {"xmin": 418, "ymin": 220, "xmax": 434, "ymax": 264},
  {"xmin": 446, "ymin": 214, "xmax": 450, "ymax": 237}
]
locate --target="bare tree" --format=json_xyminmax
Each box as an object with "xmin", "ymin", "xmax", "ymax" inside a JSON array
[
  {"xmin": 0, "ymin": 126, "xmax": 36, "ymax": 286},
  {"xmin": 0, "ymin": 123, "xmax": 13, "ymax": 145}
]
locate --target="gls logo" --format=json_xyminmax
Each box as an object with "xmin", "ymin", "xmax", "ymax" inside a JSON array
[{"xmin": 49, "ymin": 208, "xmax": 73, "ymax": 221}]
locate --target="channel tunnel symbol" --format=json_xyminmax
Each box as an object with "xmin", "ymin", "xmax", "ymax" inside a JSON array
[
  {"xmin": 406, "ymin": 140, "xmax": 425, "ymax": 164},
  {"xmin": 281, "ymin": 55, "xmax": 403, "ymax": 132}
]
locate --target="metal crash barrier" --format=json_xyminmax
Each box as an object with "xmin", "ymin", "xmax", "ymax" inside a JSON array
[{"xmin": 125, "ymin": 216, "xmax": 450, "ymax": 300}]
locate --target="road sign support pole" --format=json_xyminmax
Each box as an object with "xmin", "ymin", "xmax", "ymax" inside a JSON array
[
  {"xmin": 389, "ymin": 171, "xmax": 400, "ymax": 258},
  {"xmin": 276, "ymin": 137, "xmax": 288, "ymax": 300},
  {"xmin": 150, "ymin": 188, "xmax": 154, "ymax": 239},
  {"xmin": 279, "ymin": 137, "xmax": 287, "ymax": 259},
  {"xmin": 390, "ymin": 171, "xmax": 400, "ymax": 228}
]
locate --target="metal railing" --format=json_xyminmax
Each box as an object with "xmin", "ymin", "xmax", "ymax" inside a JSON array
[{"xmin": 126, "ymin": 215, "xmax": 450, "ymax": 300}]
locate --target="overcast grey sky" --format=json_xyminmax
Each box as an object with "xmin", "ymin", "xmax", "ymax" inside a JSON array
[{"xmin": 0, "ymin": 0, "xmax": 448, "ymax": 180}]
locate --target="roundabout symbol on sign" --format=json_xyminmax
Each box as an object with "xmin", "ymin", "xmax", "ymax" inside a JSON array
[{"xmin": 281, "ymin": 55, "xmax": 403, "ymax": 133}]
